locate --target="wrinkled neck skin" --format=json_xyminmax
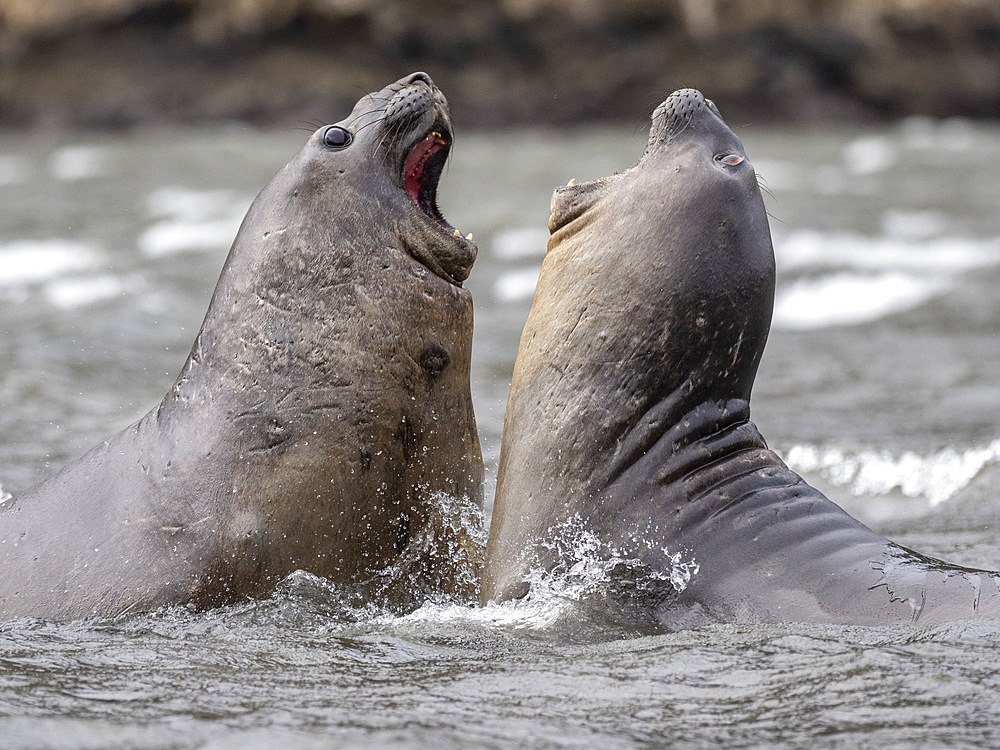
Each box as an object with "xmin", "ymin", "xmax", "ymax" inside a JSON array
[
  {"xmin": 483, "ymin": 131, "xmax": 776, "ymax": 602},
  {"xmin": 482, "ymin": 95, "xmax": 1000, "ymax": 627}
]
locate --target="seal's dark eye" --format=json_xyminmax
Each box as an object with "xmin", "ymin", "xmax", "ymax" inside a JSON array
[
  {"xmin": 323, "ymin": 126, "xmax": 352, "ymax": 150},
  {"xmin": 717, "ymin": 153, "xmax": 744, "ymax": 167}
]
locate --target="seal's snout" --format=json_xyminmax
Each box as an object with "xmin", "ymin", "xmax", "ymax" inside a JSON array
[
  {"xmin": 381, "ymin": 72, "xmax": 449, "ymax": 143},
  {"xmin": 646, "ymin": 88, "xmax": 708, "ymax": 151},
  {"xmin": 402, "ymin": 71, "xmax": 434, "ymax": 87},
  {"xmin": 659, "ymin": 88, "xmax": 707, "ymax": 134},
  {"xmin": 385, "ymin": 82, "xmax": 435, "ymax": 129}
]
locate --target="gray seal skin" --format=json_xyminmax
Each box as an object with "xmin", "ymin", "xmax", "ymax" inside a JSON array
[
  {"xmin": 481, "ymin": 88, "xmax": 1000, "ymax": 628},
  {"xmin": 0, "ymin": 72, "xmax": 484, "ymax": 620}
]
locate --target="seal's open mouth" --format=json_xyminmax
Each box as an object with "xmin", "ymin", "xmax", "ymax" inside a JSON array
[
  {"xmin": 396, "ymin": 121, "xmax": 476, "ymax": 285},
  {"xmin": 404, "ymin": 128, "xmax": 452, "ymax": 227}
]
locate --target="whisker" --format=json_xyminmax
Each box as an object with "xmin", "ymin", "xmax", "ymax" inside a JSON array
[
  {"xmin": 354, "ymin": 86, "xmax": 377, "ymax": 103},
  {"xmin": 293, "ymin": 119, "xmax": 326, "ymax": 133},
  {"xmin": 755, "ymin": 173, "xmax": 776, "ymax": 198},
  {"xmin": 352, "ymin": 110, "xmax": 386, "ymax": 136},
  {"xmin": 381, "ymin": 119, "xmax": 409, "ymax": 166},
  {"xmin": 373, "ymin": 118, "xmax": 403, "ymax": 163}
]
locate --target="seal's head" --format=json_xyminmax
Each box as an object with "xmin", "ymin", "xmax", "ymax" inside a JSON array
[
  {"xmin": 544, "ymin": 87, "xmax": 775, "ymax": 404},
  {"xmin": 300, "ymin": 71, "xmax": 476, "ymax": 285}
]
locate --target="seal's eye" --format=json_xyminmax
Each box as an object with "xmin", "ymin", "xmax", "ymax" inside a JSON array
[
  {"xmin": 323, "ymin": 126, "xmax": 352, "ymax": 150},
  {"xmin": 717, "ymin": 153, "xmax": 744, "ymax": 167}
]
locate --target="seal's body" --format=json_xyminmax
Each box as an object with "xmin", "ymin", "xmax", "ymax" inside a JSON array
[
  {"xmin": 482, "ymin": 89, "xmax": 1000, "ymax": 627},
  {"xmin": 1, "ymin": 73, "xmax": 483, "ymax": 620}
]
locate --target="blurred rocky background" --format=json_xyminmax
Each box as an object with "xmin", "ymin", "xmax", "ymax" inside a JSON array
[{"xmin": 1, "ymin": 0, "xmax": 998, "ymax": 129}]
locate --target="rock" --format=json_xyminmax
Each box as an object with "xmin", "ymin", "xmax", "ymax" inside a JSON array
[{"xmin": 0, "ymin": 0, "xmax": 998, "ymax": 129}]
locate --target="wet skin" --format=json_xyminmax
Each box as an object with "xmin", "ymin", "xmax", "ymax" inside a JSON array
[
  {"xmin": 482, "ymin": 88, "xmax": 1000, "ymax": 628},
  {"xmin": 0, "ymin": 73, "xmax": 484, "ymax": 620}
]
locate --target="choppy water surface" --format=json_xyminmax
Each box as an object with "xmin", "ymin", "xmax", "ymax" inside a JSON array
[{"xmin": 1, "ymin": 117, "xmax": 1000, "ymax": 748}]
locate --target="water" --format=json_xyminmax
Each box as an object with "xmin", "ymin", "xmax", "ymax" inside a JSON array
[{"xmin": 1, "ymin": 117, "xmax": 1000, "ymax": 748}]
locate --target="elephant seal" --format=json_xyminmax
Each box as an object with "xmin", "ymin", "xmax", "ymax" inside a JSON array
[
  {"xmin": 0, "ymin": 72, "xmax": 484, "ymax": 620},
  {"xmin": 481, "ymin": 88, "xmax": 1000, "ymax": 628}
]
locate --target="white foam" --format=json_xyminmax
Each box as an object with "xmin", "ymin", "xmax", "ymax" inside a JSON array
[
  {"xmin": 491, "ymin": 226, "xmax": 549, "ymax": 260},
  {"xmin": 775, "ymin": 230, "xmax": 1000, "ymax": 274},
  {"xmin": 898, "ymin": 116, "xmax": 976, "ymax": 152},
  {"xmin": 48, "ymin": 145, "xmax": 109, "ymax": 181},
  {"xmin": 0, "ymin": 239, "xmax": 97, "ymax": 286},
  {"xmin": 784, "ymin": 440, "xmax": 1000, "ymax": 506},
  {"xmin": 771, "ymin": 228, "xmax": 1000, "ymax": 329},
  {"xmin": 138, "ymin": 217, "xmax": 242, "ymax": 257},
  {"xmin": 146, "ymin": 186, "xmax": 247, "ymax": 221},
  {"xmin": 772, "ymin": 272, "xmax": 945, "ymax": 330},
  {"xmin": 397, "ymin": 586, "xmax": 572, "ymax": 632},
  {"xmin": 44, "ymin": 275, "xmax": 127, "ymax": 309},
  {"xmin": 494, "ymin": 267, "xmax": 540, "ymax": 302},
  {"xmin": 842, "ymin": 135, "xmax": 897, "ymax": 176},
  {"xmin": 523, "ymin": 514, "xmax": 699, "ymax": 602},
  {"xmin": 395, "ymin": 514, "xmax": 700, "ymax": 633},
  {"xmin": 879, "ymin": 209, "xmax": 949, "ymax": 241},
  {"xmin": 0, "ymin": 484, "xmax": 11, "ymax": 507}
]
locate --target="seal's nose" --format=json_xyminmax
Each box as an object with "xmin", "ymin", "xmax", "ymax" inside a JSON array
[
  {"xmin": 644, "ymin": 88, "xmax": 712, "ymax": 154},
  {"xmin": 403, "ymin": 72, "xmax": 434, "ymax": 87},
  {"xmin": 659, "ymin": 88, "xmax": 707, "ymax": 137}
]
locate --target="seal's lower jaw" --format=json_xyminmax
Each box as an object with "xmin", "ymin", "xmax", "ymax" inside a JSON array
[{"xmin": 401, "ymin": 127, "xmax": 477, "ymax": 285}]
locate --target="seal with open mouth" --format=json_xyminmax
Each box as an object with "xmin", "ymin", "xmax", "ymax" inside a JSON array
[
  {"xmin": 481, "ymin": 88, "xmax": 1000, "ymax": 628},
  {"xmin": 0, "ymin": 72, "xmax": 484, "ymax": 620}
]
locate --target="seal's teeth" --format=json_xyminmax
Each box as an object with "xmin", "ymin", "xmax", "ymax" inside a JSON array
[
  {"xmin": 453, "ymin": 230, "xmax": 461, "ymax": 237},
  {"xmin": 567, "ymin": 178, "xmax": 576, "ymax": 186},
  {"xmin": 466, "ymin": 233, "xmax": 474, "ymax": 241}
]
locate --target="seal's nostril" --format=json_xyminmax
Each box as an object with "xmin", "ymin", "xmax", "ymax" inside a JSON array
[{"xmin": 404, "ymin": 72, "xmax": 434, "ymax": 87}]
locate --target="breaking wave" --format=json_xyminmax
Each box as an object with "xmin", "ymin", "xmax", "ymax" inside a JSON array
[
  {"xmin": 43, "ymin": 275, "xmax": 128, "ymax": 309},
  {"xmin": 771, "ymin": 229, "xmax": 1000, "ymax": 330},
  {"xmin": 138, "ymin": 185, "xmax": 251, "ymax": 257},
  {"xmin": 0, "ymin": 239, "xmax": 98, "ymax": 286},
  {"xmin": 48, "ymin": 145, "xmax": 110, "ymax": 182},
  {"xmin": 774, "ymin": 230, "xmax": 1000, "ymax": 274},
  {"xmin": 493, "ymin": 267, "xmax": 541, "ymax": 303},
  {"xmin": 491, "ymin": 226, "xmax": 549, "ymax": 260},
  {"xmin": 783, "ymin": 440, "xmax": 1000, "ymax": 506},
  {"xmin": 772, "ymin": 272, "xmax": 946, "ymax": 330}
]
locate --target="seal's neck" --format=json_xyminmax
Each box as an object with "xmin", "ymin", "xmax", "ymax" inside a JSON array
[
  {"xmin": 594, "ymin": 393, "xmax": 765, "ymax": 493},
  {"xmin": 594, "ymin": 393, "xmax": 801, "ymax": 547}
]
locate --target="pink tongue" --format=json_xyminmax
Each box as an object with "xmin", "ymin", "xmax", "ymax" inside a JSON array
[{"xmin": 404, "ymin": 134, "xmax": 443, "ymax": 205}]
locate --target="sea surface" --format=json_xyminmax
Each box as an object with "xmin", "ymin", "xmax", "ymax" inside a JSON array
[{"xmin": 1, "ymin": 116, "xmax": 1000, "ymax": 749}]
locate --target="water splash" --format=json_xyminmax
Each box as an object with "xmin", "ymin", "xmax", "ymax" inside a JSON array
[
  {"xmin": 522, "ymin": 515, "xmax": 699, "ymax": 610},
  {"xmin": 784, "ymin": 440, "xmax": 1000, "ymax": 506},
  {"xmin": 384, "ymin": 489, "xmax": 487, "ymax": 606}
]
